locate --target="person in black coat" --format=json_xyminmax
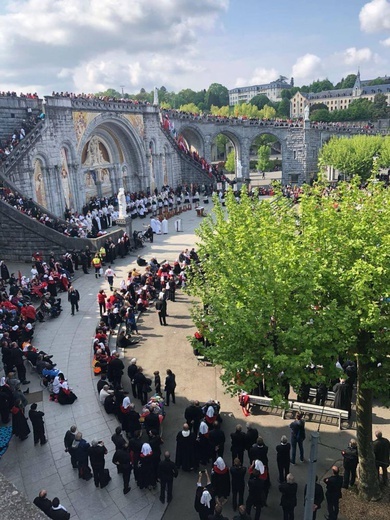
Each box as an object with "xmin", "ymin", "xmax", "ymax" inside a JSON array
[
  {"xmin": 333, "ymin": 378, "xmax": 352, "ymax": 420},
  {"xmin": 245, "ymin": 423, "xmax": 258, "ymax": 460},
  {"xmin": 107, "ymin": 352, "xmax": 124, "ymax": 389},
  {"xmin": 134, "ymin": 367, "xmax": 148, "ymax": 405},
  {"xmin": 230, "ymin": 424, "xmax": 247, "ymax": 465},
  {"xmin": 185, "ymin": 400, "xmax": 204, "ymax": 435},
  {"xmin": 209, "ymin": 422, "xmax": 226, "ymax": 462},
  {"xmin": 373, "ymin": 430, "xmax": 390, "ymax": 485},
  {"xmin": 304, "ymin": 476, "xmax": 324, "ymax": 520},
  {"xmin": 49, "ymin": 497, "xmax": 70, "ymax": 520},
  {"xmin": 111, "ymin": 426, "xmax": 128, "ymax": 451},
  {"xmin": 324, "ymin": 466, "xmax": 343, "ymax": 520},
  {"xmin": 11, "ymin": 400, "xmax": 30, "ymax": 441},
  {"xmin": 67, "ymin": 285, "xmax": 80, "ymax": 315},
  {"xmin": 127, "ymin": 358, "xmax": 138, "ymax": 398},
  {"xmin": 249, "ymin": 436, "xmax": 269, "ymax": 466},
  {"xmin": 64, "ymin": 425, "xmax": 78, "ymax": 468},
  {"xmin": 156, "ymin": 297, "xmax": 167, "ymax": 326},
  {"xmin": 175, "ymin": 423, "xmax": 197, "ymax": 471},
  {"xmin": 279, "ymin": 473, "xmax": 298, "ymax": 520},
  {"xmin": 341, "ymin": 439, "xmax": 358, "ymax": 489},
  {"xmin": 33, "ymin": 489, "xmax": 52, "ymax": 516},
  {"xmin": 88, "ymin": 439, "xmax": 109, "ymax": 488},
  {"xmin": 112, "ymin": 446, "xmax": 132, "ymax": 494},
  {"xmin": 289, "ymin": 413, "xmax": 306, "ymax": 464},
  {"xmin": 276, "ymin": 435, "xmax": 291, "ymax": 483},
  {"xmin": 28, "ymin": 403, "xmax": 47, "ymax": 445},
  {"xmin": 230, "ymin": 457, "xmax": 246, "ymax": 511},
  {"xmin": 158, "ymin": 451, "xmax": 178, "ymax": 504},
  {"xmin": 246, "ymin": 470, "xmax": 267, "ymax": 520},
  {"xmin": 164, "ymin": 369, "xmax": 176, "ymax": 405}
]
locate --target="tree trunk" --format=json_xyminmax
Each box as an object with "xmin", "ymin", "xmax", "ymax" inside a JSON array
[{"xmin": 356, "ymin": 355, "xmax": 381, "ymax": 501}]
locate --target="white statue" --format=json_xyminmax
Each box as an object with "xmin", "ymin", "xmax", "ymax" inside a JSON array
[
  {"xmin": 118, "ymin": 187, "xmax": 126, "ymax": 219},
  {"xmin": 304, "ymin": 104, "xmax": 310, "ymax": 121},
  {"xmin": 153, "ymin": 87, "xmax": 159, "ymax": 106},
  {"xmin": 236, "ymin": 158, "xmax": 243, "ymax": 178}
]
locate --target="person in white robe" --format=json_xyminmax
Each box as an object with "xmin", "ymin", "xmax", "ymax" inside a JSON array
[{"xmin": 161, "ymin": 217, "xmax": 168, "ymax": 234}]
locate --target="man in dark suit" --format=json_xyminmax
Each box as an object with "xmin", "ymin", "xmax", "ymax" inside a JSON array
[
  {"xmin": 158, "ymin": 451, "xmax": 178, "ymax": 504},
  {"xmin": 64, "ymin": 425, "xmax": 78, "ymax": 469},
  {"xmin": 324, "ymin": 466, "xmax": 343, "ymax": 520},
  {"xmin": 33, "ymin": 489, "xmax": 52, "ymax": 516},
  {"xmin": 230, "ymin": 424, "xmax": 247, "ymax": 464},
  {"xmin": 245, "ymin": 423, "xmax": 258, "ymax": 461}
]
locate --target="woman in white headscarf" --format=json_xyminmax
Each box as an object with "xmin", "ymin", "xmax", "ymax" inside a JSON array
[
  {"xmin": 194, "ymin": 469, "xmax": 216, "ymax": 520},
  {"xmin": 138, "ymin": 442, "xmax": 156, "ymax": 490},
  {"xmin": 211, "ymin": 456, "xmax": 230, "ymax": 505},
  {"xmin": 196, "ymin": 421, "xmax": 211, "ymax": 466}
]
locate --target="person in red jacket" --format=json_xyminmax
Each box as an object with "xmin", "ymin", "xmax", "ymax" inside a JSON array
[
  {"xmin": 21, "ymin": 303, "xmax": 36, "ymax": 323},
  {"xmin": 97, "ymin": 290, "xmax": 107, "ymax": 316}
]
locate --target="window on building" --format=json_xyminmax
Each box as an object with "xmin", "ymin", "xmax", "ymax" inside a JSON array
[{"xmin": 293, "ymin": 151, "xmax": 297, "ymax": 160}]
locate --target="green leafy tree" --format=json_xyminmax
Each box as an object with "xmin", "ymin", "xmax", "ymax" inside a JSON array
[
  {"xmin": 256, "ymin": 145, "xmax": 271, "ymax": 171},
  {"xmin": 178, "ymin": 103, "xmax": 200, "ymax": 114},
  {"xmin": 224, "ymin": 150, "xmax": 235, "ymax": 172},
  {"xmin": 187, "ymin": 179, "xmax": 390, "ymax": 501},
  {"xmin": 348, "ymin": 98, "xmax": 374, "ymax": 120},
  {"xmin": 310, "ymin": 103, "xmax": 328, "ymax": 113},
  {"xmin": 310, "ymin": 109, "xmax": 332, "ymax": 122},
  {"xmin": 334, "ymin": 74, "xmax": 357, "ymax": 89},
  {"xmin": 259, "ymin": 105, "xmax": 277, "ymax": 119},
  {"xmin": 308, "ymin": 79, "xmax": 334, "ymax": 93},
  {"xmin": 372, "ymin": 93, "xmax": 389, "ymax": 119},
  {"xmin": 367, "ymin": 77, "xmax": 390, "ymax": 86},
  {"xmin": 205, "ymin": 83, "xmax": 229, "ymax": 109},
  {"xmin": 276, "ymin": 98, "xmax": 290, "ymax": 118},
  {"xmin": 250, "ymin": 94, "xmax": 271, "ymax": 110},
  {"xmin": 319, "ymin": 135, "xmax": 384, "ymax": 180}
]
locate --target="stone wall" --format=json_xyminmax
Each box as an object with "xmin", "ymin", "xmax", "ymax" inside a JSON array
[
  {"xmin": 0, "ymin": 200, "xmax": 125, "ymax": 262},
  {"xmin": 0, "ymin": 473, "xmax": 47, "ymax": 520},
  {"xmin": 0, "ymin": 96, "xmax": 43, "ymax": 142}
]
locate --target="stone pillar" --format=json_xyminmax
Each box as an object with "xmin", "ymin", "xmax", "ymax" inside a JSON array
[
  {"xmin": 240, "ymin": 137, "xmax": 251, "ymax": 183},
  {"xmin": 52, "ymin": 165, "xmax": 65, "ymax": 217},
  {"xmin": 203, "ymin": 135, "xmax": 212, "ymax": 164},
  {"xmin": 95, "ymin": 178, "xmax": 103, "ymax": 198},
  {"xmin": 116, "ymin": 215, "xmax": 132, "ymax": 242}
]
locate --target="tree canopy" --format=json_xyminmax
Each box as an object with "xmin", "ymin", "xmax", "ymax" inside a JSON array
[
  {"xmin": 187, "ymin": 178, "xmax": 390, "ymax": 500},
  {"xmin": 256, "ymin": 145, "xmax": 271, "ymax": 171},
  {"xmin": 319, "ymin": 135, "xmax": 390, "ymax": 180}
]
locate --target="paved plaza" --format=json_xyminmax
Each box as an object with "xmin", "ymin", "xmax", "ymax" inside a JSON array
[{"xmin": 1, "ymin": 206, "xmax": 389, "ymax": 520}]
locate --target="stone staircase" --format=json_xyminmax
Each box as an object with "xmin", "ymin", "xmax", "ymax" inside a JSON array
[
  {"xmin": 161, "ymin": 125, "xmax": 217, "ymax": 184},
  {"xmin": 1, "ymin": 119, "xmax": 45, "ymax": 177}
]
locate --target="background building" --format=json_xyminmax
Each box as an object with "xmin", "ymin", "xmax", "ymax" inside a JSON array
[
  {"xmin": 290, "ymin": 72, "xmax": 390, "ymax": 118},
  {"xmin": 229, "ymin": 77, "xmax": 292, "ymax": 105}
]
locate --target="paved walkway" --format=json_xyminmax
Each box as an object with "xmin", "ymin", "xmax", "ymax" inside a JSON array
[{"xmin": 1, "ymin": 205, "xmax": 389, "ymax": 520}]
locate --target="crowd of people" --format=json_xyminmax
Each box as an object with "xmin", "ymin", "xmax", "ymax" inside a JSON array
[
  {"xmin": 50, "ymin": 92, "xmax": 151, "ymax": 106},
  {"xmin": 0, "ymin": 113, "xmax": 43, "ymax": 162},
  {"xmin": 0, "ymin": 256, "xmax": 79, "ymax": 442}
]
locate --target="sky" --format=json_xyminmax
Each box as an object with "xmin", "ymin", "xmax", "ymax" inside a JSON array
[{"xmin": 0, "ymin": 0, "xmax": 389, "ymax": 96}]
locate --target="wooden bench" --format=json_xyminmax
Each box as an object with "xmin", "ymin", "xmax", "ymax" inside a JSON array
[
  {"xmin": 248, "ymin": 395, "xmax": 348, "ymax": 428},
  {"xmin": 248, "ymin": 395, "xmax": 284, "ymax": 416},
  {"xmin": 283, "ymin": 401, "xmax": 348, "ymax": 429},
  {"xmin": 308, "ymin": 388, "xmax": 336, "ymax": 402}
]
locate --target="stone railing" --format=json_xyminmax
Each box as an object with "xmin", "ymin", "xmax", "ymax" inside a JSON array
[
  {"xmin": 1, "ymin": 119, "xmax": 46, "ymax": 176},
  {"xmin": 67, "ymin": 97, "xmax": 159, "ymax": 114}
]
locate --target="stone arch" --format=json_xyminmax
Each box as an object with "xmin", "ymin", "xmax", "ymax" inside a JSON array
[
  {"xmin": 209, "ymin": 128, "xmax": 244, "ymax": 178},
  {"xmin": 174, "ymin": 124, "xmax": 205, "ymax": 156},
  {"xmin": 78, "ymin": 113, "xmax": 147, "ymax": 200},
  {"xmin": 249, "ymin": 129, "xmax": 285, "ymax": 179}
]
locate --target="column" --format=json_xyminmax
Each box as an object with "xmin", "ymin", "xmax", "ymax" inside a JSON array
[{"xmin": 203, "ymin": 135, "xmax": 212, "ymax": 164}]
